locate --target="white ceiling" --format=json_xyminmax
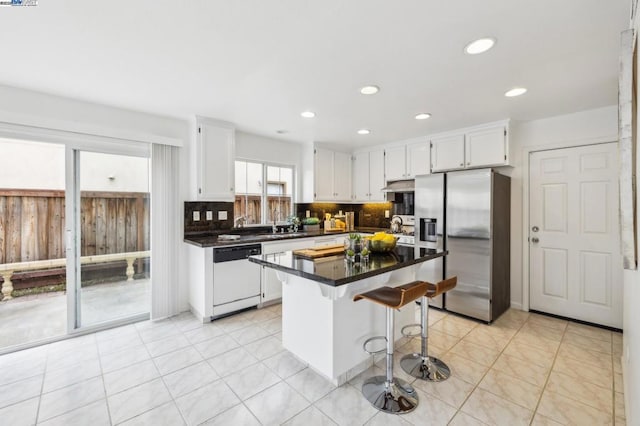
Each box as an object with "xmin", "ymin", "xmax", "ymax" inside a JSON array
[{"xmin": 0, "ymin": 1, "xmax": 629, "ymax": 148}]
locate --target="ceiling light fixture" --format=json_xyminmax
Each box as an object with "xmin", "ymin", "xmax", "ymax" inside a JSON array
[
  {"xmin": 276, "ymin": 130, "xmax": 288, "ymax": 134},
  {"xmin": 464, "ymin": 37, "xmax": 496, "ymax": 55},
  {"xmin": 357, "ymin": 129, "xmax": 371, "ymax": 135},
  {"xmin": 504, "ymin": 87, "xmax": 527, "ymax": 97},
  {"xmin": 415, "ymin": 113, "xmax": 432, "ymax": 120},
  {"xmin": 360, "ymin": 85, "xmax": 379, "ymax": 95},
  {"xmin": 300, "ymin": 111, "xmax": 315, "ymax": 118}
]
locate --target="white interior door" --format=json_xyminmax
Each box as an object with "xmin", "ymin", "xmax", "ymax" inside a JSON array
[{"xmin": 529, "ymin": 143, "xmax": 622, "ymax": 328}]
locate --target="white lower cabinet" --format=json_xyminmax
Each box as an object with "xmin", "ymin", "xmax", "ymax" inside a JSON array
[
  {"xmin": 261, "ymin": 235, "xmax": 345, "ymax": 304},
  {"xmin": 261, "ymin": 238, "xmax": 313, "ymax": 304}
]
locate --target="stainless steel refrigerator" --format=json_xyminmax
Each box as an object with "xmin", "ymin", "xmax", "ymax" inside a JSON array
[
  {"xmin": 414, "ymin": 173, "xmax": 446, "ymax": 308},
  {"xmin": 415, "ymin": 169, "xmax": 510, "ymax": 322}
]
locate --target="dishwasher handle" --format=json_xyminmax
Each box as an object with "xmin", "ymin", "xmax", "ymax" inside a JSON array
[{"xmin": 213, "ymin": 244, "xmax": 262, "ymax": 263}]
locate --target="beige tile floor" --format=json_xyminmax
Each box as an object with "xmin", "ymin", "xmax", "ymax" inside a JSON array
[{"xmin": 0, "ymin": 304, "xmax": 625, "ymax": 425}]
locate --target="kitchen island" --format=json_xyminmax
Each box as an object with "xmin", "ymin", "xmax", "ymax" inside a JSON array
[{"xmin": 249, "ymin": 246, "xmax": 446, "ymax": 385}]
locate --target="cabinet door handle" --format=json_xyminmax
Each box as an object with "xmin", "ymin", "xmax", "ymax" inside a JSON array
[
  {"xmin": 467, "ymin": 162, "xmax": 471, "ymax": 166},
  {"xmin": 459, "ymin": 163, "xmax": 463, "ymax": 167}
]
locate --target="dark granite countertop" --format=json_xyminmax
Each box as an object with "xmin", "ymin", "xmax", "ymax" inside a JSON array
[
  {"xmin": 183, "ymin": 228, "xmax": 385, "ymax": 248},
  {"xmin": 248, "ymin": 246, "xmax": 446, "ymax": 286}
]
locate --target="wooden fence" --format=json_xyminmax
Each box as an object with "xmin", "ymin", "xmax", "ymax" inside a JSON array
[
  {"xmin": 0, "ymin": 189, "xmax": 150, "ymax": 265},
  {"xmin": 234, "ymin": 195, "xmax": 292, "ymax": 224}
]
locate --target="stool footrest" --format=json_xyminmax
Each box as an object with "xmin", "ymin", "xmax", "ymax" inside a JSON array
[
  {"xmin": 362, "ymin": 336, "xmax": 387, "ymax": 355},
  {"xmin": 400, "ymin": 323, "xmax": 422, "ymax": 338}
]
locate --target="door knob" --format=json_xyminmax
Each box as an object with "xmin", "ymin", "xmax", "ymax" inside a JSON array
[
  {"xmin": 531, "ymin": 237, "xmax": 539, "ymax": 243},
  {"xmin": 532, "ymin": 226, "xmax": 539, "ymax": 232}
]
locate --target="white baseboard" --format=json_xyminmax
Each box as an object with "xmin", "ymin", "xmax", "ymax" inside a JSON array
[
  {"xmin": 189, "ymin": 304, "xmax": 208, "ymax": 323},
  {"xmin": 510, "ymin": 301, "xmax": 523, "ymax": 311}
]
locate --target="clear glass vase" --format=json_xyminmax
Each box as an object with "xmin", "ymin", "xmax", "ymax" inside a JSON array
[{"xmin": 344, "ymin": 237, "xmax": 370, "ymax": 263}]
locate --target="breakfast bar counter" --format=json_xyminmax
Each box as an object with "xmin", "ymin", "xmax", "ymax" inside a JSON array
[{"xmin": 249, "ymin": 247, "xmax": 446, "ymax": 384}]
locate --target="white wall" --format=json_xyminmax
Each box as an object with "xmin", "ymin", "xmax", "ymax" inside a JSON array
[
  {"xmin": 0, "ymin": 139, "xmax": 65, "ymax": 189},
  {"xmin": 0, "ymin": 139, "xmax": 150, "ymax": 192},
  {"xmin": 0, "ymin": 84, "xmax": 185, "ymax": 146},
  {"xmin": 0, "ymin": 85, "xmax": 191, "ymax": 313},
  {"xmin": 623, "ymin": 7, "xmax": 640, "ymax": 422},
  {"xmin": 508, "ymin": 105, "xmax": 619, "ymax": 308}
]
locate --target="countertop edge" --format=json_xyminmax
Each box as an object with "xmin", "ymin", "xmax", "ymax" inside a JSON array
[
  {"xmin": 249, "ymin": 250, "xmax": 447, "ymax": 287},
  {"xmin": 183, "ymin": 228, "xmax": 386, "ymax": 248}
]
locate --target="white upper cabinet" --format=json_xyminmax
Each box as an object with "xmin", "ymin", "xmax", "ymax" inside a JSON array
[
  {"xmin": 430, "ymin": 122, "xmax": 509, "ymax": 173},
  {"xmin": 197, "ymin": 117, "xmax": 235, "ymax": 201},
  {"xmin": 314, "ymin": 147, "xmax": 352, "ymax": 202},
  {"xmin": 385, "ymin": 139, "xmax": 431, "ymax": 180},
  {"xmin": 333, "ymin": 151, "xmax": 352, "ymax": 201},
  {"xmin": 406, "ymin": 140, "xmax": 431, "ymax": 177},
  {"xmin": 352, "ymin": 151, "xmax": 370, "ymax": 201},
  {"xmin": 314, "ymin": 147, "xmax": 335, "ymax": 200},
  {"xmin": 384, "ymin": 146, "xmax": 406, "ymax": 181},
  {"xmin": 369, "ymin": 149, "xmax": 386, "ymax": 201},
  {"xmin": 352, "ymin": 149, "xmax": 386, "ymax": 202},
  {"xmin": 431, "ymin": 134, "xmax": 466, "ymax": 172},
  {"xmin": 465, "ymin": 126, "xmax": 507, "ymax": 168}
]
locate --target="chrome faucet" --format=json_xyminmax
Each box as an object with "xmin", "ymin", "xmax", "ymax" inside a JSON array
[
  {"xmin": 234, "ymin": 216, "xmax": 246, "ymax": 228},
  {"xmin": 272, "ymin": 210, "xmax": 279, "ymax": 233}
]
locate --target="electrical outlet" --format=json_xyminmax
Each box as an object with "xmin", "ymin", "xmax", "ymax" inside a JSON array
[
  {"xmin": 384, "ymin": 210, "xmax": 390, "ymax": 218},
  {"xmin": 218, "ymin": 211, "xmax": 228, "ymax": 220},
  {"xmin": 306, "ymin": 210, "xmax": 310, "ymax": 218},
  {"xmin": 193, "ymin": 211, "xmax": 200, "ymax": 221},
  {"xmin": 206, "ymin": 211, "xmax": 213, "ymax": 221}
]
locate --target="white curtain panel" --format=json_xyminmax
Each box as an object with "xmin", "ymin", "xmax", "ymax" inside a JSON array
[{"xmin": 151, "ymin": 144, "xmax": 181, "ymax": 319}]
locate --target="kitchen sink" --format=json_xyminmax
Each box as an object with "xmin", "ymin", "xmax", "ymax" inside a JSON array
[{"xmin": 261, "ymin": 232, "xmax": 309, "ymax": 239}]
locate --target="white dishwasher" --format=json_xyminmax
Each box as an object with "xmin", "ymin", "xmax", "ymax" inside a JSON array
[{"xmin": 212, "ymin": 244, "xmax": 262, "ymax": 318}]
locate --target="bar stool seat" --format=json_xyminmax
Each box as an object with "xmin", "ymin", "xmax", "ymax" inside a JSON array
[
  {"xmin": 353, "ymin": 281, "xmax": 428, "ymax": 414},
  {"xmin": 400, "ymin": 277, "xmax": 457, "ymax": 382},
  {"xmin": 353, "ymin": 283, "xmax": 429, "ymax": 309}
]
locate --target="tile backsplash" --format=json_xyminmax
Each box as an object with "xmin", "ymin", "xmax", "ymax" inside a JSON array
[
  {"xmin": 185, "ymin": 200, "xmax": 397, "ymax": 234},
  {"xmin": 184, "ymin": 201, "xmax": 234, "ymax": 235},
  {"xmin": 294, "ymin": 202, "xmax": 393, "ymax": 229}
]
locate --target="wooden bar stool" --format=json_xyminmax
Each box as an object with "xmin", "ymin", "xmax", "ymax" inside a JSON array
[
  {"xmin": 400, "ymin": 277, "xmax": 457, "ymax": 381},
  {"xmin": 353, "ymin": 281, "xmax": 427, "ymax": 414}
]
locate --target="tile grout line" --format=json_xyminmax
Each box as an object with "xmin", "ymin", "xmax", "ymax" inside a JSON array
[
  {"xmin": 185, "ymin": 312, "xmax": 283, "ymax": 425},
  {"xmin": 446, "ymin": 314, "xmax": 529, "ymax": 425},
  {"xmin": 526, "ymin": 320, "xmax": 568, "ymax": 425},
  {"xmin": 98, "ymin": 328, "xmax": 116, "ymax": 426},
  {"xmin": 33, "ymin": 344, "xmax": 49, "ymax": 425}
]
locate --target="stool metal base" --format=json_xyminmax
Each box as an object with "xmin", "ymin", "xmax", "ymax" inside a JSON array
[
  {"xmin": 400, "ymin": 353, "xmax": 451, "ymax": 382},
  {"xmin": 361, "ymin": 376, "xmax": 419, "ymax": 414}
]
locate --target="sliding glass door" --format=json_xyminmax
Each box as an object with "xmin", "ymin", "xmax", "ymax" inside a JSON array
[{"xmin": 66, "ymin": 147, "xmax": 151, "ymax": 331}]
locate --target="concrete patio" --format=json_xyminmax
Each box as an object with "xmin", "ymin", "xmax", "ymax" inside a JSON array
[{"xmin": 0, "ymin": 279, "xmax": 150, "ymax": 351}]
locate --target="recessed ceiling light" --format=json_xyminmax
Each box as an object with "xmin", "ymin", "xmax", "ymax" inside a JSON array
[
  {"xmin": 415, "ymin": 113, "xmax": 432, "ymax": 120},
  {"xmin": 464, "ymin": 37, "xmax": 496, "ymax": 55},
  {"xmin": 300, "ymin": 111, "xmax": 315, "ymax": 118},
  {"xmin": 357, "ymin": 129, "xmax": 371, "ymax": 135},
  {"xmin": 360, "ymin": 85, "xmax": 380, "ymax": 95},
  {"xmin": 504, "ymin": 87, "xmax": 527, "ymax": 97}
]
